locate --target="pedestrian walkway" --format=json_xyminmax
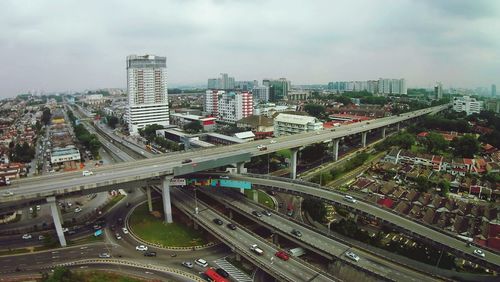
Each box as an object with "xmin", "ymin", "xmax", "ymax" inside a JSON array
[{"xmin": 214, "ymin": 257, "xmax": 253, "ymax": 282}]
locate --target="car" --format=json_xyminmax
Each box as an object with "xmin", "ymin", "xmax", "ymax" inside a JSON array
[
  {"xmin": 170, "ymin": 253, "xmax": 177, "ymax": 257},
  {"xmin": 257, "ymin": 145, "xmax": 267, "ymax": 151},
  {"xmin": 181, "ymin": 159, "xmax": 192, "ymax": 164},
  {"xmin": 144, "ymin": 251, "xmax": 157, "ymax": 257},
  {"xmin": 287, "ymin": 209, "xmax": 294, "ymax": 217},
  {"xmin": 227, "ymin": 223, "xmax": 237, "ymax": 230},
  {"xmin": 67, "ymin": 230, "xmax": 77, "ymax": 235},
  {"xmin": 93, "ymin": 224, "xmax": 102, "ymax": 230},
  {"xmin": 82, "ymin": 170, "xmax": 93, "ymax": 176},
  {"xmin": 195, "ymin": 258, "xmax": 208, "ymax": 267},
  {"xmin": 98, "ymin": 252, "xmax": 111, "ymax": 258},
  {"xmin": 252, "ymin": 210, "xmax": 262, "ymax": 217},
  {"xmin": 62, "ymin": 228, "xmax": 69, "ymax": 233},
  {"xmin": 38, "ymin": 235, "xmax": 45, "ymax": 240},
  {"xmin": 343, "ymin": 195, "xmax": 357, "ymax": 203},
  {"xmin": 36, "ymin": 205, "xmax": 41, "ymax": 211},
  {"xmin": 216, "ymin": 268, "xmax": 230, "ymax": 278},
  {"xmin": 22, "ymin": 234, "xmax": 32, "ymax": 240},
  {"xmin": 275, "ymin": 250, "xmax": 290, "ymax": 261},
  {"xmin": 115, "ymin": 233, "xmax": 122, "ymax": 240},
  {"xmin": 2, "ymin": 190, "xmax": 14, "ymax": 197},
  {"xmin": 29, "ymin": 207, "xmax": 33, "ymax": 213},
  {"xmin": 135, "ymin": 245, "xmax": 148, "ymax": 251},
  {"xmin": 345, "ymin": 251, "xmax": 360, "ymax": 262},
  {"xmin": 182, "ymin": 261, "xmax": 193, "ymax": 268},
  {"xmin": 122, "ymin": 227, "xmax": 129, "ymax": 234},
  {"xmin": 74, "ymin": 207, "xmax": 82, "ymax": 213},
  {"xmin": 473, "ymin": 249, "xmax": 485, "ymax": 258},
  {"xmin": 213, "ymin": 218, "xmax": 223, "ymax": 225},
  {"xmin": 262, "ymin": 210, "xmax": 272, "ymax": 216},
  {"xmin": 291, "ymin": 229, "xmax": 302, "ymax": 237},
  {"xmin": 270, "ymin": 140, "xmax": 277, "ymax": 144}
]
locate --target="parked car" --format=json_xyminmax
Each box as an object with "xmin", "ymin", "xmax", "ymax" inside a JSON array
[
  {"xmin": 195, "ymin": 258, "xmax": 208, "ymax": 267},
  {"xmin": 275, "ymin": 250, "xmax": 290, "ymax": 261},
  {"xmin": 291, "ymin": 229, "xmax": 302, "ymax": 237},
  {"xmin": 213, "ymin": 218, "xmax": 223, "ymax": 225},
  {"xmin": 474, "ymin": 249, "xmax": 485, "ymax": 258},
  {"xmin": 135, "ymin": 245, "xmax": 148, "ymax": 251},
  {"xmin": 99, "ymin": 252, "xmax": 111, "ymax": 258},
  {"xmin": 22, "ymin": 234, "xmax": 32, "ymax": 240},
  {"xmin": 226, "ymin": 223, "xmax": 237, "ymax": 230},
  {"xmin": 252, "ymin": 211, "xmax": 262, "ymax": 217},
  {"xmin": 345, "ymin": 251, "xmax": 360, "ymax": 262},
  {"xmin": 182, "ymin": 261, "xmax": 194, "ymax": 268}
]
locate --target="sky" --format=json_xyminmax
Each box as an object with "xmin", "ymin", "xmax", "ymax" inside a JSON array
[{"xmin": 0, "ymin": 0, "xmax": 499, "ymax": 97}]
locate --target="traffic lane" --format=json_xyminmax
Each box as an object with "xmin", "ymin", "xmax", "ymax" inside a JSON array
[
  {"xmin": 237, "ymin": 175, "xmax": 500, "ymax": 268},
  {"xmin": 172, "ymin": 190, "xmax": 333, "ymax": 282}
]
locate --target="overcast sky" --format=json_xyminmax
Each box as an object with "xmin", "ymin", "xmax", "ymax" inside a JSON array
[{"xmin": 0, "ymin": 0, "xmax": 499, "ymax": 97}]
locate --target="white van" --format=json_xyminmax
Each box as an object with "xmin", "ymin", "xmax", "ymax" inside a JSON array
[
  {"xmin": 343, "ymin": 195, "xmax": 357, "ymax": 203},
  {"xmin": 195, "ymin": 258, "xmax": 208, "ymax": 267},
  {"xmin": 82, "ymin": 170, "xmax": 93, "ymax": 176}
]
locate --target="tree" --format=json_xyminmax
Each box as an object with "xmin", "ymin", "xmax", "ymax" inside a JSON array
[
  {"xmin": 415, "ymin": 176, "xmax": 431, "ymax": 192},
  {"xmin": 300, "ymin": 143, "xmax": 328, "ymax": 163},
  {"xmin": 304, "ymin": 104, "xmax": 325, "ymax": 119},
  {"xmin": 184, "ymin": 121, "xmax": 203, "ymax": 133},
  {"xmin": 41, "ymin": 107, "xmax": 51, "ymax": 126},
  {"xmin": 107, "ymin": 116, "xmax": 119, "ymax": 129},
  {"xmin": 139, "ymin": 124, "xmax": 165, "ymax": 142},
  {"xmin": 450, "ymin": 134, "xmax": 479, "ymax": 158},
  {"xmin": 302, "ymin": 198, "xmax": 327, "ymax": 223},
  {"xmin": 334, "ymin": 96, "xmax": 352, "ymax": 106},
  {"xmin": 422, "ymin": 132, "xmax": 448, "ymax": 154}
]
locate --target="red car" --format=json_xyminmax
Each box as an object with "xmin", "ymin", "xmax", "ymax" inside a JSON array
[{"xmin": 275, "ymin": 250, "xmax": 290, "ymax": 261}]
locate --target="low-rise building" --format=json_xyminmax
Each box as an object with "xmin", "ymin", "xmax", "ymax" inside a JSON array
[{"xmin": 273, "ymin": 113, "xmax": 323, "ymax": 137}]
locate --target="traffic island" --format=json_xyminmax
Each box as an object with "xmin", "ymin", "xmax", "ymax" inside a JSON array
[{"xmin": 128, "ymin": 200, "xmax": 214, "ymax": 248}]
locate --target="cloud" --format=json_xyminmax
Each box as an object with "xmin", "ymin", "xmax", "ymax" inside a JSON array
[{"xmin": 0, "ymin": 0, "xmax": 499, "ymax": 97}]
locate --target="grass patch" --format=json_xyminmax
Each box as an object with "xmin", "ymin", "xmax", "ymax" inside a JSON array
[
  {"xmin": 244, "ymin": 189, "xmax": 275, "ymax": 209},
  {"xmin": 75, "ymin": 270, "xmax": 144, "ymax": 282},
  {"xmin": 276, "ymin": 149, "xmax": 291, "ymax": 159},
  {"xmin": 129, "ymin": 202, "xmax": 207, "ymax": 247}
]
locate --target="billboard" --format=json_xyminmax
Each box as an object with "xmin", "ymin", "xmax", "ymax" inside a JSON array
[{"xmin": 186, "ymin": 178, "xmax": 251, "ymax": 190}]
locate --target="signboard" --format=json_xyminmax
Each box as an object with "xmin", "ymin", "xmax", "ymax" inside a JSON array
[
  {"xmin": 170, "ymin": 178, "xmax": 186, "ymax": 186},
  {"xmin": 185, "ymin": 178, "xmax": 251, "ymax": 190}
]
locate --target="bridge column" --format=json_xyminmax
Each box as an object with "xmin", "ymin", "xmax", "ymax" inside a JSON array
[
  {"xmin": 361, "ymin": 132, "xmax": 367, "ymax": 148},
  {"xmin": 235, "ymin": 253, "xmax": 241, "ymax": 262},
  {"xmin": 273, "ymin": 233, "xmax": 279, "ymax": 245},
  {"xmin": 396, "ymin": 122, "xmax": 400, "ymax": 131},
  {"xmin": 162, "ymin": 178, "xmax": 173, "ymax": 223},
  {"xmin": 290, "ymin": 148, "xmax": 299, "ymax": 180},
  {"xmin": 193, "ymin": 221, "xmax": 199, "ymax": 230},
  {"xmin": 47, "ymin": 196, "xmax": 67, "ymax": 247},
  {"xmin": 236, "ymin": 162, "xmax": 246, "ymax": 194},
  {"xmin": 332, "ymin": 139, "xmax": 340, "ymax": 161},
  {"xmin": 382, "ymin": 127, "xmax": 386, "ymax": 138},
  {"xmin": 228, "ymin": 209, "xmax": 233, "ymax": 219},
  {"xmin": 146, "ymin": 186, "xmax": 153, "ymax": 212}
]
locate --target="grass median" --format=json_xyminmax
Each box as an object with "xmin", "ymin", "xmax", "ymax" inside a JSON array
[
  {"xmin": 244, "ymin": 189, "xmax": 276, "ymax": 209},
  {"xmin": 129, "ymin": 201, "xmax": 207, "ymax": 247}
]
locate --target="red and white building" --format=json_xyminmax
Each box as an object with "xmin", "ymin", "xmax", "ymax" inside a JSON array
[
  {"xmin": 170, "ymin": 113, "xmax": 216, "ymax": 131},
  {"xmin": 204, "ymin": 91, "xmax": 253, "ymax": 124}
]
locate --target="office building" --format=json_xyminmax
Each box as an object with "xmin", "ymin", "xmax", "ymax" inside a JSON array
[
  {"xmin": 492, "ymin": 84, "xmax": 497, "ymax": 97},
  {"xmin": 252, "ymin": 86, "xmax": 269, "ymax": 103},
  {"xmin": 274, "ymin": 113, "xmax": 323, "ymax": 137},
  {"xmin": 434, "ymin": 82, "xmax": 443, "ymax": 100},
  {"xmin": 263, "ymin": 78, "xmax": 290, "ymax": 102},
  {"xmin": 207, "ymin": 73, "xmax": 236, "ymax": 90},
  {"xmin": 207, "ymin": 79, "xmax": 218, "ymax": 89},
  {"xmin": 452, "ymin": 96, "xmax": 483, "ymax": 115},
  {"xmin": 126, "ymin": 54, "xmax": 169, "ymax": 135}
]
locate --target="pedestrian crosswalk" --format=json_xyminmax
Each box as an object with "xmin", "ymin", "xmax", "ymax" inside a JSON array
[{"xmin": 214, "ymin": 257, "xmax": 253, "ymax": 282}]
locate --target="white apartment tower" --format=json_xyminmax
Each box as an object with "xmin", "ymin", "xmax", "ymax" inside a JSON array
[
  {"xmin": 126, "ymin": 55, "xmax": 169, "ymax": 135},
  {"xmin": 204, "ymin": 90, "xmax": 225, "ymax": 116},
  {"xmin": 453, "ymin": 96, "xmax": 483, "ymax": 115}
]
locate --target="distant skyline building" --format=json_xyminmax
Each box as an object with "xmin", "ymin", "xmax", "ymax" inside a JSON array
[
  {"xmin": 327, "ymin": 78, "xmax": 405, "ymax": 95},
  {"xmin": 492, "ymin": 84, "xmax": 497, "ymax": 97},
  {"xmin": 263, "ymin": 78, "xmax": 290, "ymax": 102},
  {"xmin": 252, "ymin": 85, "xmax": 269, "ymax": 103},
  {"xmin": 126, "ymin": 54, "xmax": 169, "ymax": 135},
  {"xmin": 434, "ymin": 82, "xmax": 443, "ymax": 100},
  {"xmin": 207, "ymin": 73, "xmax": 235, "ymax": 90}
]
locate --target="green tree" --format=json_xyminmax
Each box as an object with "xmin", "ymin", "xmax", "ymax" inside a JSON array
[
  {"xmin": 422, "ymin": 132, "xmax": 448, "ymax": 154},
  {"xmin": 415, "ymin": 176, "xmax": 431, "ymax": 192},
  {"xmin": 107, "ymin": 116, "xmax": 119, "ymax": 129},
  {"xmin": 302, "ymin": 198, "xmax": 327, "ymax": 223},
  {"xmin": 334, "ymin": 96, "xmax": 352, "ymax": 106},
  {"xmin": 184, "ymin": 121, "xmax": 203, "ymax": 133},
  {"xmin": 450, "ymin": 134, "xmax": 479, "ymax": 158},
  {"xmin": 139, "ymin": 124, "xmax": 165, "ymax": 142},
  {"xmin": 303, "ymin": 104, "xmax": 325, "ymax": 119},
  {"xmin": 301, "ymin": 143, "xmax": 328, "ymax": 163},
  {"xmin": 41, "ymin": 107, "xmax": 52, "ymax": 126}
]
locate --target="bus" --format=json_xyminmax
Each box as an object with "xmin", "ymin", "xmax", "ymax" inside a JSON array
[{"xmin": 204, "ymin": 268, "xmax": 229, "ymax": 282}]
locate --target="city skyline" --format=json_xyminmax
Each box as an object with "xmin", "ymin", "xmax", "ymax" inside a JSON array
[{"xmin": 0, "ymin": 0, "xmax": 500, "ymax": 98}]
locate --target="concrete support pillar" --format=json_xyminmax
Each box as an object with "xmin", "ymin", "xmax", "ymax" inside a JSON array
[
  {"xmin": 235, "ymin": 253, "xmax": 241, "ymax": 262},
  {"xmin": 47, "ymin": 196, "xmax": 67, "ymax": 247},
  {"xmin": 193, "ymin": 221, "xmax": 199, "ymax": 230},
  {"xmin": 397, "ymin": 122, "xmax": 400, "ymax": 131},
  {"xmin": 229, "ymin": 209, "xmax": 233, "ymax": 219},
  {"xmin": 146, "ymin": 186, "xmax": 153, "ymax": 212},
  {"xmin": 236, "ymin": 162, "xmax": 245, "ymax": 174},
  {"xmin": 253, "ymin": 190, "xmax": 259, "ymax": 203},
  {"xmin": 162, "ymin": 178, "xmax": 173, "ymax": 223},
  {"xmin": 382, "ymin": 127, "xmax": 386, "ymax": 138},
  {"xmin": 273, "ymin": 233, "xmax": 279, "ymax": 245},
  {"xmin": 362, "ymin": 132, "xmax": 367, "ymax": 148},
  {"xmin": 290, "ymin": 148, "xmax": 299, "ymax": 180},
  {"xmin": 332, "ymin": 139, "xmax": 340, "ymax": 161}
]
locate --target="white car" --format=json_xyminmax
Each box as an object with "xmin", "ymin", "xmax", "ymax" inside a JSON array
[
  {"xmin": 195, "ymin": 258, "xmax": 208, "ymax": 267},
  {"xmin": 343, "ymin": 195, "xmax": 357, "ymax": 203},
  {"xmin": 473, "ymin": 249, "xmax": 485, "ymax": 258},
  {"xmin": 345, "ymin": 251, "xmax": 360, "ymax": 262},
  {"xmin": 62, "ymin": 228, "xmax": 69, "ymax": 233},
  {"xmin": 115, "ymin": 233, "xmax": 122, "ymax": 240},
  {"xmin": 74, "ymin": 207, "xmax": 82, "ymax": 213},
  {"xmin": 122, "ymin": 227, "xmax": 129, "ymax": 234},
  {"xmin": 2, "ymin": 191, "xmax": 14, "ymax": 197},
  {"xmin": 270, "ymin": 140, "xmax": 277, "ymax": 144},
  {"xmin": 182, "ymin": 261, "xmax": 193, "ymax": 268},
  {"xmin": 99, "ymin": 252, "xmax": 111, "ymax": 258},
  {"xmin": 135, "ymin": 245, "xmax": 148, "ymax": 251},
  {"xmin": 82, "ymin": 170, "xmax": 93, "ymax": 176},
  {"xmin": 22, "ymin": 234, "xmax": 32, "ymax": 240}
]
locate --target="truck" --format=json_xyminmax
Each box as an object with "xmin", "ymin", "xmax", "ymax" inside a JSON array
[
  {"xmin": 250, "ymin": 244, "xmax": 264, "ymax": 256},
  {"xmin": 288, "ymin": 247, "xmax": 306, "ymax": 257}
]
